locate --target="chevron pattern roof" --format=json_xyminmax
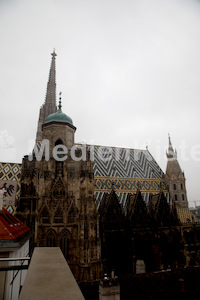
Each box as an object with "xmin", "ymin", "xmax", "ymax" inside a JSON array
[
  {"xmin": 90, "ymin": 146, "xmax": 166, "ymax": 207},
  {"xmin": 92, "ymin": 146, "xmax": 164, "ymax": 178},
  {"xmin": 176, "ymin": 206, "xmax": 200, "ymax": 224}
]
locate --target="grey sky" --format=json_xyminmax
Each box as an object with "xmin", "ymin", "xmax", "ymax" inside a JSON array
[{"xmin": 1, "ymin": 0, "xmax": 200, "ymax": 206}]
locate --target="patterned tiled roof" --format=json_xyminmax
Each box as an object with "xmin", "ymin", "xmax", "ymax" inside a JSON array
[
  {"xmin": 0, "ymin": 207, "xmax": 30, "ymax": 240},
  {"xmin": 90, "ymin": 145, "xmax": 166, "ymax": 206},
  {"xmin": 0, "ymin": 162, "xmax": 21, "ymax": 213},
  {"xmin": 176, "ymin": 205, "xmax": 200, "ymax": 225}
]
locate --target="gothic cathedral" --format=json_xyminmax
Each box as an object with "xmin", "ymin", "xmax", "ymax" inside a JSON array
[{"xmin": 16, "ymin": 51, "xmax": 200, "ymax": 283}]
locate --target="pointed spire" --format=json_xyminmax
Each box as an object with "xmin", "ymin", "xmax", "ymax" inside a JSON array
[
  {"xmin": 36, "ymin": 50, "xmax": 58, "ymax": 141},
  {"xmin": 45, "ymin": 49, "xmax": 57, "ymax": 107},
  {"xmin": 168, "ymin": 133, "xmax": 173, "ymax": 152},
  {"xmin": 166, "ymin": 134, "xmax": 177, "ymax": 160}
]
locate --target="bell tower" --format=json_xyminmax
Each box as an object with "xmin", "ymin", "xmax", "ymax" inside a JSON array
[
  {"xmin": 18, "ymin": 50, "xmax": 101, "ymax": 282},
  {"xmin": 165, "ymin": 135, "xmax": 188, "ymax": 208}
]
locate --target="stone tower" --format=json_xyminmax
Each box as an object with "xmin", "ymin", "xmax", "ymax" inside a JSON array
[
  {"xmin": 18, "ymin": 51, "xmax": 101, "ymax": 282},
  {"xmin": 165, "ymin": 135, "xmax": 188, "ymax": 208},
  {"xmin": 36, "ymin": 49, "xmax": 57, "ymax": 142}
]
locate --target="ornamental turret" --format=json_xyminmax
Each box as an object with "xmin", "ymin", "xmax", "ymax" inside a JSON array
[{"xmin": 165, "ymin": 134, "xmax": 188, "ymax": 208}]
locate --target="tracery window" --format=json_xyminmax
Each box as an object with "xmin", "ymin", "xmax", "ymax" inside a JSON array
[
  {"xmin": 60, "ymin": 229, "xmax": 70, "ymax": 260},
  {"xmin": 68, "ymin": 206, "xmax": 77, "ymax": 223},
  {"xmin": 46, "ymin": 230, "xmax": 56, "ymax": 247},
  {"xmin": 54, "ymin": 206, "xmax": 63, "ymax": 223},
  {"xmin": 41, "ymin": 205, "xmax": 50, "ymax": 224}
]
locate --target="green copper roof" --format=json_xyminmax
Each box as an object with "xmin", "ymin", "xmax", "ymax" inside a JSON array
[{"xmin": 44, "ymin": 99, "xmax": 73, "ymax": 125}]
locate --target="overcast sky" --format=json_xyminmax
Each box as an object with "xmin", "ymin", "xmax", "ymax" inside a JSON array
[{"xmin": 1, "ymin": 0, "xmax": 200, "ymax": 206}]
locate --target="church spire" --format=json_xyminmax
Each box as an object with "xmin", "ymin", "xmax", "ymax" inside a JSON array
[
  {"xmin": 165, "ymin": 135, "xmax": 188, "ymax": 208},
  {"xmin": 45, "ymin": 49, "xmax": 57, "ymax": 106},
  {"xmin": 166, "ymin": 133, "xmax": 177, "ymax": 160},
  {"xmin": 36, "ymin": 50, "xmax": 57, "ymax": 142}
]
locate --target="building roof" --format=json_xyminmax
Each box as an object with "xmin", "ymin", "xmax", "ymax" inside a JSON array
[
  {"xmin": 176, "ymin": 205, "xmax": 200, "ymax": 225},
  {"xmin": 0, "ymin": 207, "xmax": 30, "ymax": 241},
  {"xmin": 44, "ymin": 99, "xmax": 73, "ymax": 125},
  {"xmin": 91, "ymin": 145, "xmax": 166, "ymax": 206}
]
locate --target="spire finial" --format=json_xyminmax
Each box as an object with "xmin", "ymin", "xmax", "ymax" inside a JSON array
[
  {"xmin": 166, "ymin": 134, "xmax": 177, "ymax": 160},
  {"xmin": 168, "ymin": 133, "xmax": 173, "ymax": 151},
  {"xmin": 58, "ymin": 92, "xmax": 62, "ymax": 110},
  {"xmin": 51, "ymin": 48, "xmax": 57, "ymax": 57}
]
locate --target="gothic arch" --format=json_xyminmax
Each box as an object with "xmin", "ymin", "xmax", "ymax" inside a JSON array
[
  {"xmin": 46, "ymin": 229, "xmax": 56, "ymax": 247},
  {"xmin": 40, "ymin": 205, "xmax": 51, "ymax": 224},
  {"xmin": 55, "ymin": 138, "xmax": 64, "ymax": 146},
  {"xmin": 68, "ymin": 203, "xmax": 78, "ymax": 223},
  {"xmin": 59, "ymin": 229, "xmax": 70, "ymax": 260},
  {"xmin": 53, "ymin": 205, "xmax": 64, "ymax": 223},
  {"xmin": 50, "ymin": 177, "xmax": 66, "ymax": 198}
]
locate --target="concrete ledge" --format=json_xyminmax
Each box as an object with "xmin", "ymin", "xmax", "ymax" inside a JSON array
[{"xmin": 19, "ymin": 247, "xmax": 85, "ymax": 300}]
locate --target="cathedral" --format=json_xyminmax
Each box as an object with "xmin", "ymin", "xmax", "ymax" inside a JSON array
[{"xmin": 2, "ymin": 50, "xmax": 200, "ymax": 285}]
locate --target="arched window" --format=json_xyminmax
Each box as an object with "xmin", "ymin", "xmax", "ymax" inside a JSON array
[
  {"xmin": 40, "ymin": 205, "xmax": 50, "ymax": 224},
  {"xmin": 55, "ymin": 139, "xmax": 65, "ymax": 161},
  {"xmin": 175, "ymin": 194, "xmax": 178, "ymax": 201},
  {"xmin": 46, "ymin": 230, "xmax": 56, "ymax": 247},
  {"xmin": 68, "ymin": 206, "xmax": 77, "ymax": 223},
  {"xmin": 173, "ymin": 184, "xmax": 176, "ymax": 190},
  {"xmin": 60, "ymin": 229, "xmax": 70, "ymax": 260},
  {"xmin": 182, "ymin": 194, "xmax": 185, "ymax": 201},
  {"xmin": 53, "ymin": 185, "xmax": 65, "ymax": 197},
  {"xmin": 181, "ymin": 183, "xmax": 183, "ymax": 190},
  {"xmin": 55, "ymin": 139, "xmax": 63, "ymax": 146},
  {"xmin": 54, "ymin": 206, "xmax": 63, "ymax": 223}
]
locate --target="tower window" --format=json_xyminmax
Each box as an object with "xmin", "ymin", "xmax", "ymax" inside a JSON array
[
  {"xmin": 175, "ymin": 194, "xmax": 178, "ymax": 201},
  {"xmin": 173, "ymin": 184, "xmax": 176, "ymax": 190},
  {"xmin": 181, "ymin": 183, "xmax": 183, "ymax": 190},
  {"xmin": 182, "ymin": 194, "xmax": 185, "ymax": 201}
]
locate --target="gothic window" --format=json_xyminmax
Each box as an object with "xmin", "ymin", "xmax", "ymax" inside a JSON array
[
  {"xmin": 60, "ymin": 229, "xmax": 70, "ymax": 260},
  {"xmin": 53, "ymin": 182, "xmax": 65, "ymax": 197},
  {"xmin": 181, "ymin": 183, "xmax": 183, "ymax": 190},
  {"xmin": 182, "ymin": 194, "xmax": 185, "ymax": 201},
  {"xmin": 40, "ymin": 205, "xmax": 50, "ymax": 224},
  {"xmin": 54, "ymin": 206, "xmax": 63, "ymax": 223},
  {"xmin": 68, "ymin": 205, "xmax": 77, "ymax": 223},
  {"xmin": 173, "ymin": 184, "xmax": 176, "ymax": 190},
  {"xmin": 55, "ymin": 139, "xmax": 66, "ymax": 160},
  {"xmin": 175, "ymin": 194, "xmax": 178, "ymax": 201},
  {"xmin": 46, "ymin": 229, "xmax": 56, "ymax": 247},
  {"xmin": 55, "ymin": 138, "xmax": 63, "ymax": 146}
]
